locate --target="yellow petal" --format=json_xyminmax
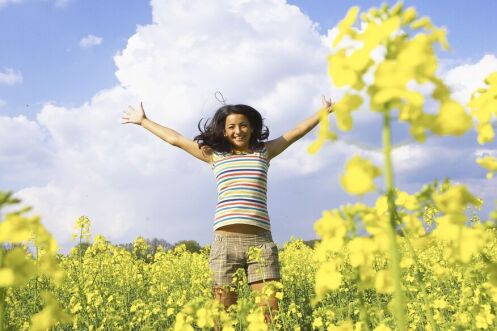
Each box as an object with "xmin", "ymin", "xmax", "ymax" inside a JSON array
[
  {"xmin": 476, "ymin": 156, "xmax": 497, "ymax": 178},
  {"xmin": 484, "ymin": 72, "xmax": 497, "ymax": 85},
  {"xmin": 410, "ymin": 17, "xmax": 432, "ymax": 30},
  {"xmin": 401, "ymin": 7, "xmax": 417, "ymax": 24},
  {"xmin": 333, "ymin": 94, "xmax": 363, "ymax": 131},
  {"xmin": 340, "ymin": 156, "xmax": 381, "ymax": 195},
  {"xmin": 333, "ymin": 6, "xmax": 360, "ymax": 47},
  {"xmin": 432, "ymin": 100, "xmax": 472, "ymax": 136},
  {"xmin": 432, "ymin": 184, "xmax": 480, "ymax": 214},
  {"xmin": 0, "ymin": 248, "xmax": 36, "ymax": 287}
]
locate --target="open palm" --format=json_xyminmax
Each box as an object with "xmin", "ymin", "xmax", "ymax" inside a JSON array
[{"xmin": 122, "ymin": 102, "xmax": 146, "ymax": 125}]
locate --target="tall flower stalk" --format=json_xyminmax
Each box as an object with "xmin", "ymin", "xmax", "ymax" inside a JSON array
[
  {"xmin": 382, "ymin": 111, "xmax": 405, "ymax": 330},
  {"xmin": 310, "ymin": 2, "xmax": 480, "ymax": 329},
  {"xmin": 0, "ymin": 247, "xmax": 5, "ymax": 331}
]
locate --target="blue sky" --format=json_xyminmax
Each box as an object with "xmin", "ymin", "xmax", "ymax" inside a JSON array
[
  {"xmin": 3, "ymin": 0, "xmax": 496, "ymax": 118},
  {"xmin": 1, "ymin": 0, "xmax": 496, "ymax": 251}
]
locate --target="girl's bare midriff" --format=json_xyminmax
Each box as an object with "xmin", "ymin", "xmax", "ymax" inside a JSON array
[{"xmin": 215, "ymin": 223, "xmax": 270, "ymax": 235}]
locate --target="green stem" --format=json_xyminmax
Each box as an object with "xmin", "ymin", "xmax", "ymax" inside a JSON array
[
  {"xmin": 355, "ymin": 270, "xmax": 372, "ymax": 331},
  {"xmin": 0, "ymin": 247, "xmax": 5, "ymax": 331},
  {"xmin": 382, "ymin": 111, "xmax": 406, "ymax": 331},
  {"xmin": 33, "ymin": 246, "xmax": 39, "ymax": 316},
  {"xmin": 402, "ymin": 230, "xmax": 438, "ymax": 331}
]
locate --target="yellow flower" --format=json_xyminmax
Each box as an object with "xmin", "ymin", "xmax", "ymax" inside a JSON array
[
  {"xmin": 308, "ymin": 107, "xmax": 337, "ymax": 154},
  {"xmin": 314, "ymin": 211, "xmax": 347, "ymax": 242},
  {"xmin": 174, "ymin": 312, "xmax": 194, "ymax": 331},
  {"xmin": 402, "ymin": 214, "xmax": 425, "ymax": 237},
  {"xmin": 328, "ymin": 50, "xmax": 361, "ymax": 87},
  {"xmin": 327, "ymin": 320, "xmax": 354, "ymax": 330},
  {"xmin": 475, "ymin": 304, "xmax": 495, "ymax": 329},
  {"xmin": 374, "ymin": 270, "xmax": 394, "ymax": 294},
  {"xmin": 469, "ymin": 71, "xmax": 497, "ymax": 145},
  {"xmin": 341, "ymin": 156, "xmax": 381, "ymax": 195},
  {"xmin": 373, "ymin": 324, "xmax": 392, "ymax": 331},
  {"xmin": 432, "ymin": 298, "xmax": 448, "ymax": 309},
  {"xmin": 348, "ymin": 237, "xmax": 376, "ymax": 267},
  {"xmin": 333, "ymin": 6, "xmax": 359, "ymax": 47},
  {"xmin": 0, "ymin": 247, "xmax": 36, "ymax": 287},
  {"xmin": 432, "ymin": 184, "xmax": 480, "ymax": 214},
  {"xmin": 315, "ymin": 262, "xmax": 342, "ymax": 299},
  {"xmin": 360, "ymin": 16, "xmax": 401, "ymax": 50},
  {"xmin": 410, "ymin": 17, "xmax": 433, "ymax": 30},
  {"xmin": 30, "ymin": 292, "xmax": 72, "ymax": 331},
  {"xmin": 0, "ymin": 213, "xmax": 37, "ymax": 243},
  {"xmin": 432, "ymin": 100, "xmax": 472, "ymax": 136},
  {"xmin": 332, "ymin": 94, "xmax": 363, "ymax": 131},
  {"xmin": 395, "ymin": 191, "xmax": 419, "ymax": 210},
  {"xmin": 247, "ymin": 309, "xmax": 268, "ymax": 331},
  {"xmin": 196, "ymin": 307, "xmax": 214, "ymax": 329},
  {"xmin": 476, "ymin": 156, "xmax": 497, "ymax": 179},
  {"xmin": 401, "ymin": 7, "xmax": 417, "ymax": 24},
  {"xmin": 312, "ymin": 317, "xmax": 324, "ymax": 329}
]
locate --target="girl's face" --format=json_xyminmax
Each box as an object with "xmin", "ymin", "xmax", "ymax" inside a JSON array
[{"xmin": 224, "ymin": 113, "xmax": 253, "ymax": 151}]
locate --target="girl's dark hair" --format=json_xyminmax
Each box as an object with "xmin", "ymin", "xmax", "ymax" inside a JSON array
[{"xmin": 194, "ymin": 104, "xmax": 269, "ymax": 153}]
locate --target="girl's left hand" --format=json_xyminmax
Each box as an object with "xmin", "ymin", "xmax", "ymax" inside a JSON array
[{"xmin": 321, "ymin": 95, "xmax": 334, "ymax": 114}]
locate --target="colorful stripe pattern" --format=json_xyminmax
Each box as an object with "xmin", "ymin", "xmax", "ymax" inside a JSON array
[{"xmin": 211, "ymin": 147, "xmax": 270, "ymax": 231}]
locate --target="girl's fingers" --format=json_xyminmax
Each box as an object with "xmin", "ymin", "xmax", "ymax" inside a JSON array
[
  {"xmin": 321, "ymin": 95, "xmax": 333, "ymax": 108},
  {"xmin": 321, "ymin": 95, "xmax": 327, "ymax": 106}
]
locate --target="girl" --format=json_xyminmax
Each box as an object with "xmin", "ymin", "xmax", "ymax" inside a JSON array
[{"xmin": 121, "ymin": 96, "xmax": 334, "ymax": 324}]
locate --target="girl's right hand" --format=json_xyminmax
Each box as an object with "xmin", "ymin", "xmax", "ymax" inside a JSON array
[{"xmin": 122, "ymin": 102, "xmax": 147, "ymax": 125}]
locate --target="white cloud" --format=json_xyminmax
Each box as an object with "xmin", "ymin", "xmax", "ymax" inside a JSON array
[
  {"xmin": 0, "ymin": 99, "xmax": 6, "ymax": 107},
  {"xmin": 0, "ymin": 68, "xmax": 23, "ymax": 85},
  {"xmin": 475, "ymin": 148, "xmax": 497, "ymax": 158},
  {"xmin": 3, "ymin": 0, "xmax": 496, "ymax": 251},
  {"xmin": 79, "ymin": 34, "xmax": 103, "ymax": 48},
  {"xmin": 2, "ymin": 0, "xmax": 337, "ymax": 249},
  {"xmin": 445, "ymin": 54, "xmax": 497, "ymax": 104},
  {"xmin": 54, "ymin": 0, "xmax": 71, "ymax": 8},
  {"xmin": 0, "ymin": 0, "xmax": 22, "ymax": 9}
]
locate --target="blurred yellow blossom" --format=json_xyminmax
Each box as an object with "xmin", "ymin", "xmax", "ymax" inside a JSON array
[
  {"xmin": 469, "ymin": 71, "xmax": 497, "ymax": 144},
  {"xmin": 341, "ymin": 156, "xmax": 381, "ymax": 195},
  {"xmin": 476, "ymin": 156, "xmax": 497, "ymax": 179}
]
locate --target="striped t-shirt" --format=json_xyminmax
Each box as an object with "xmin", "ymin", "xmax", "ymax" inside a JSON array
[{"xmin": 210, "ymin": 146, "xmax": 270, "ymax": 231}]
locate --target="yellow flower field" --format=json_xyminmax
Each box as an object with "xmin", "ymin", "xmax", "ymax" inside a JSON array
[
  {"xmin": 1, "ymin": 204, "xmax": 497, "ymax": 330},
  {"xmin": 2, "ymin": 2, "xmax": 497, "ymax": 330}
]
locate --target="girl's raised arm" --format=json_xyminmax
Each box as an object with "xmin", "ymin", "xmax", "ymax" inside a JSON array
[
  {"xmin": 265, "ymin": 96, "xmax": 334, "ymax": 161},
  {"xmin": 122, "ymin": 102, "xmax": 213, "ymax": 164}
]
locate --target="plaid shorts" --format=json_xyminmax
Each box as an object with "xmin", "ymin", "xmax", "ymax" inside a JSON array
[{"xmin": 208, "ymin": 231, "xmax": 281, "ymax": 286}]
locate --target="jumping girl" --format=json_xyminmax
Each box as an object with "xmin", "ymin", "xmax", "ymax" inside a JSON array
[{"xmin": 121, "ymin": 96, "xmax": 334, "ymax": 324}]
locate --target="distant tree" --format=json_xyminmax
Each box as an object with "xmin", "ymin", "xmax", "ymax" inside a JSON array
[
  {"xmin": 117, "ymin": 237, "xmax": 173, "ymax": 258},
  {"xmin": 303, "ymin": 239, "xmax": 320, "ymax": 249},
  {"xmin": 148, "ymin": 238, "xmax": 174, "ymax": 254},
  {"xmin": 74, "ymin": 242, "xmax": 91, "ymax": 256},
  {"xmin": 173, "ymin": 240, "xmax": 201, "ymax": 253}
]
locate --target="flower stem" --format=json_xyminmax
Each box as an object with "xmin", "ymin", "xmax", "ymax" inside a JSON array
[
  {"xmin": 0, "ymin": 247, "xmax": 5, "ymax": 331},
  {"xmin": 382, "ymin": 111, "xmax": 406, "ymax": 331},
  {"xmin": 402, "ymin": 231, "xmax": 439, "ymax": 331}
]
